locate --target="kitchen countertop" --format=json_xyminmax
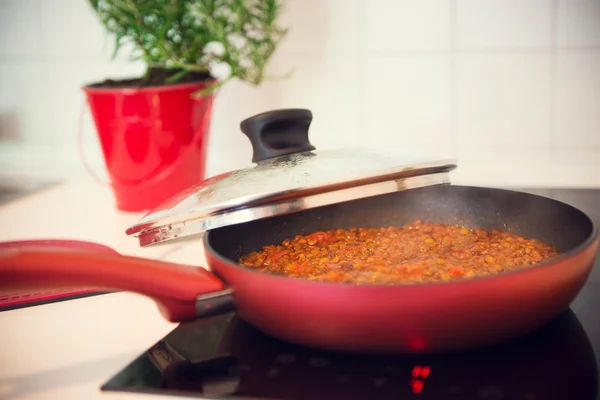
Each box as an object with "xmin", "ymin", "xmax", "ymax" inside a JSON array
[{"xmin": 0, "ymin": 181, "xmax": 599, "ymax": 400}]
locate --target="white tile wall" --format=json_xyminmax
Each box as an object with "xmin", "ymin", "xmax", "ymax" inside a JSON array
[
  {"xmin": 455, "ymin": 0, "xmax": 553, "ymax": 49},
  {"xmin": 278, "ymin": 0, "xmax": 362, "ymax": 55},
  {"xmin": 1, "ymin": 0, "xmax": 600, "ymax": 188},
  {"xmin": 0, "ymin": 0, "xmax": 41, "ymax": 57},
  {"xmin": 39, "ymin": 0, "xmax": 110, "ymax": 59},
  {"xmin": 455, "ymin": 54, "xmax": 552, "ymax": 158},
  {"xmin": 0, "ymin": 62, "xmax": 49, "ymax": 144},
  {"xmin": 557, "ymin": 0, "xmax": 600, "ymax": 47},
  {"xmin": 553, "ymin": 52, "xmax": 600, "ymax": 165},
  {"xmin": 365, "ymin": 55, "xmax": 452, "ymax": 154},
  {"xmin": 365, "ymin": 0, "xmax": 452, "ymax": 52}
]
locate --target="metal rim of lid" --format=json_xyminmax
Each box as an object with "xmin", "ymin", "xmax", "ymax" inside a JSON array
[
  {"xmin": 130, "ymin": 162, "xmax": 456, "ymax": 247},
  {"xmin": 126, "ymin": 157, "xmax": 456, "ymax": 234}
]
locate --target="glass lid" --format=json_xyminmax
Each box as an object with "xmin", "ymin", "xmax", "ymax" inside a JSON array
[{"xmin": 126, "ymin": 108, "xmax": 457, "ymax": 247}]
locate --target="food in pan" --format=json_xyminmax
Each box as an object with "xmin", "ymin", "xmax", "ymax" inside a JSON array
[{"xmin": 238, "ymin": 220, "xmax": 560, "ymax": 284}]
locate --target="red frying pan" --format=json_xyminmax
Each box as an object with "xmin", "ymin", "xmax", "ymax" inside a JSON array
[
  {"xmin": 0, "ymin": 109, "xmax": 597, "ymax": 354},
  {"xmin": 0, "ymin": 184, "xmax": 597, "ymax": 354}
]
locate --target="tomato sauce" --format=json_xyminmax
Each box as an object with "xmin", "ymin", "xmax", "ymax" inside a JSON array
[{"xmin": 238, "ymin": 220, "xmax": 560, "ymax": 284}]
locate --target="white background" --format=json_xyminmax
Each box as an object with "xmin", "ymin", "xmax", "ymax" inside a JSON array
[{"xmin": 0, "ymin": 0, "xmax": 599, "ymax": 188}]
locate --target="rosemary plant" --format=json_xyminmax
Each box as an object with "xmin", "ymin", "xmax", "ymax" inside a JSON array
[{"xmin": 88, "ymin": 0, "xmax": 288, "ymax": 94}]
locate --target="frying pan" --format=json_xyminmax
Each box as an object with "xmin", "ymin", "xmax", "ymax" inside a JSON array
[{"xmin": 0, "ymin": 184, "xmax": 597, "ymax": 354}]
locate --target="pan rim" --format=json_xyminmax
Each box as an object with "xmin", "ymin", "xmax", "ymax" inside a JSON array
[{"xmin": 203, "ymin": 186, "xmax": 600, "ymax": 288}]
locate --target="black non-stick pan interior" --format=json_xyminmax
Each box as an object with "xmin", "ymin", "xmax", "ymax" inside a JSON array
[{"xmin": 209, "ymin": 185, "xmax": 595, "ymax": 263}]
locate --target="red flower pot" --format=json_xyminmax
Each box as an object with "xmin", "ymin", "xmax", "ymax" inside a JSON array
[{"xmin": 83, "ymin": 81, "xmax": 214, "ymax": 212}]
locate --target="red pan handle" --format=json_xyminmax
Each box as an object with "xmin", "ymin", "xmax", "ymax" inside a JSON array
[{"xmin": 0, "ymin": 247, "xmax": 225, "ymax": 322}]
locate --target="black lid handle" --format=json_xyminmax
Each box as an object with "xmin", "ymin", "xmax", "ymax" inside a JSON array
[{"xmin": 240, "ymin": 108, "xmax": 316, "ymax": 162}]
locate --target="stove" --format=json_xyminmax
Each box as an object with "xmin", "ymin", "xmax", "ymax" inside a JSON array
[{"xmin": 102, "ymin": 189, "xmax": 600, "ymax": 400}]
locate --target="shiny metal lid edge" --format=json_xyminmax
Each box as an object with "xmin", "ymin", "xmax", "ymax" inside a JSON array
[
  {"xmin": 135, "ymin": 170, "xmax": 453, "ymax": 247},
  {"xmin": 127, "ymin": 158, "xmax": 457, "ymax": 237}
]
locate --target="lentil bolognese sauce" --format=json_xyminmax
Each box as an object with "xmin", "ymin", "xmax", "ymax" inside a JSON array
[{"xmin": 238, "ymin": 220, "xmax": 561, "ymax": 284}]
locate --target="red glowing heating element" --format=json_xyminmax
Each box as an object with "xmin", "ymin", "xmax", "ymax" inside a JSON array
[
  {"xmin": 410, "ymin": 379, "xmax": 424, "ymax": 394},
  {"xmin": 410, "ymin": 365, "xmax": 431, "ymax": 394},
  {"xmin": 412, "ymin": 365, "xmax": 431, "ymax": 378}
]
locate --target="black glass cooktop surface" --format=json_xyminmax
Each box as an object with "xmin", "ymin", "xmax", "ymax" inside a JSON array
[{"xmin": 102, "ymin": 189, "xmax": 600, "ymax": 400}]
